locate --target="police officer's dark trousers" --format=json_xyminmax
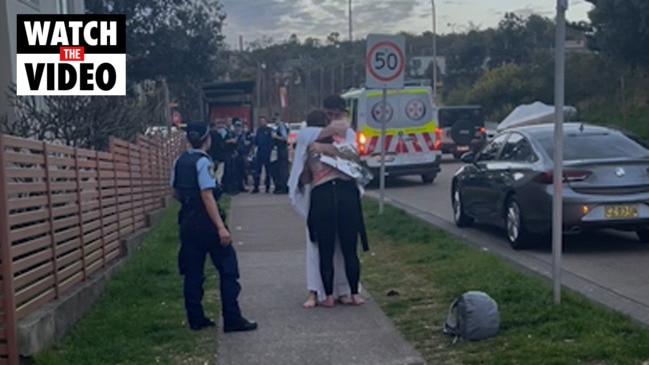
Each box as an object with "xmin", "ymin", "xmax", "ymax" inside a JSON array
[
  {"xmin": 178, "ymin": 217, "xmax": 243, "ymax": 327},
  {"xmin": 223, "ymin": 153, "xmax": 237, "ymax": 193},
  {"xmin": 253, "ymin": 155, "xmax": 272, "ymax": 191}
]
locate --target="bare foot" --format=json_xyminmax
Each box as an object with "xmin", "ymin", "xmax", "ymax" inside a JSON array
[
  {"xmin": 338, "ymin": 295, "xmax": 353, "ymax": 305},
  {"xmin": 322, "ymin": 295, "xmax": 335, "ymax": 308},
  {"xmin": 351, "ymin": 294, "xmax": 365, "ymax": 306},
  {"xmin": 302, "ymin": 292, "xmax": 317, "ymax": 308}
]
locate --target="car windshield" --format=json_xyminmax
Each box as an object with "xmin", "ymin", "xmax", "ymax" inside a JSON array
[{"xmin": 538, "ymin": 131, "xmax": 649, "ymax": 160}]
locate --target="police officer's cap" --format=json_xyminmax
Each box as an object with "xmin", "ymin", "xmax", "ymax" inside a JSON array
[{"xmin": 185, "ymin": 121, "xmax": 210, "ymax": 143}]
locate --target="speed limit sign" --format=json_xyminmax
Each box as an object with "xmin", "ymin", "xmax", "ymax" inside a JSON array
[{"xmin": 365, "ymin": 34, "xmax": 405, "ymax": 89}]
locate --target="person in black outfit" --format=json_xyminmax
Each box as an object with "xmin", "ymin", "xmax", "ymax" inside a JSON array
[
  {"xmin": 222, "ymin": 121, "xmax": 239, "ymax": 195},
  {"xmin": 170, "ymin": 121, "xmax": 257, "ymax": 333},
  {"xmin": 304, "ymin": 96, "xmax": 369, "ymax": 307},
  {"xmin": 252, "ymin": 116, "xmax": 274, "ymax": 193},
  {"xmin": 272, "ymin": 114, "xmax": 290, "ymax": 194},
  {"xmin": 208, "ymin": 120, "xmax": 227, "ymax": 178},
  {"xmin": 232, "ymin": 120, "xmax": 249, "ymax": 192}
]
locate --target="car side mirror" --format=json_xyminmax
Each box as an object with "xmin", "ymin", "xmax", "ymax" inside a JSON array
[{"xmin": 461, "ymin": 152, "xmax": 475, "ymax": 164}]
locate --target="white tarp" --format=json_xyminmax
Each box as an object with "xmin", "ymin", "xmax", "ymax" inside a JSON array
[{"xmin": 497, "ymin": 101, "xmax": 578, "ymax": 131}]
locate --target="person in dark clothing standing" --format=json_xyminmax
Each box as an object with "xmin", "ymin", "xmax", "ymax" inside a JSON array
[
  {"xmin": 170, "ymin": 121, "xmax": 257, "ymax": 333},
  {"xmin": 272, "ymin": 114, "xmax": 290, "ymax": 194},
  {"xmin": 233, "ymin": 120, "xmax": 249, "ymax": 192},
  {"xmin": 208, "ymin": 120, "xmax": 228, "ymax": 180},
  {"xmin": 222, "ymin": 120, "xmax": 239, "ymax": 195},
  {"xmin": 252, "ymin": 116, "xmax": 274, "ymax": 194}
]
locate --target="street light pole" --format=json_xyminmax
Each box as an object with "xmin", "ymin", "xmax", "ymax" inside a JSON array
[{"xmin": 431, "ymin": 0, "xmax": 437, "ymax": 104}]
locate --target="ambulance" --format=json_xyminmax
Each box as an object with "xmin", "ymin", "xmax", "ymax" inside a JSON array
[{"xmin": 341, "ymin": 85, "xmax": 442, "ymax": 184}]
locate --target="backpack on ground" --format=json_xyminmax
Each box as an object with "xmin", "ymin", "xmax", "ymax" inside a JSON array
[{"xmin": 443, "ymin": 290, "xmax": 500, "ymax": 343}]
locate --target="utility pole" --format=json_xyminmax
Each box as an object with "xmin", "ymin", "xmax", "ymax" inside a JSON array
[
  {"xmin": 348, "ymin": 0, "xmax": 353, "ymax": 41},
  {"xmin": 431, "ymin": 0, "xmax": 437, "ymax": 104},
  {"xmin": 552, "ymin": 0, "xmax": 568, "ymax": 305},
  {"xmin": 162, "ymin": 78, "xmax": 171, "ymax": 137},
  {"xmin": 319, "ymin": 67, "xmax": 324, "ymax": 105}
]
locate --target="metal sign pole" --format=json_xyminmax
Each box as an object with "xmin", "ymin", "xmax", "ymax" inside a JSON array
[
  {"xmin": 379, "ymin": 87, "xmax": 387, "ymax": 214},
  {"xmin": 552, "ymin": 0, "xmax": 568, "ymax": 305}
]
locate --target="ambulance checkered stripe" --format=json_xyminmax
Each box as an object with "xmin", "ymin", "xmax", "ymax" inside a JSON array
[{"xmin": 364, "ymin": 133, "xmax": 437, "ymax": 154}]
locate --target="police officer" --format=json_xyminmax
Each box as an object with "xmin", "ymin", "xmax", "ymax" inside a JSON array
[
  {"xmin": 170, "ymin": 122, "xmax": 257, "ymax": 333},
  {"xmin": 271, "ymin": 114, "xmax": 289, "ymax": 194}
]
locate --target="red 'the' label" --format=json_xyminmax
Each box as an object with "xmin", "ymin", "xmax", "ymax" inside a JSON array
[{"xmin": 59, "ymin": 46, "xmax": 85, "ymax": 61}]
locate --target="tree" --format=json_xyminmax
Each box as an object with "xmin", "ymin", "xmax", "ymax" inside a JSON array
[
  {"xmin": 85, "ymin": 0, "xmax": 228, "ymax": 120},
  {"xmin": 583, "ymin": 0, "xmax": 649, "ymax": 70},
  {"xmin": 4, "ymin": 83, "xmax": 162, "ymax": 150}
]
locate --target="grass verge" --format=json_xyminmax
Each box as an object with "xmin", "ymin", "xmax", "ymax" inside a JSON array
[
  {"xmin": 360, "ymin": 199, "xmax": 649, "ymax": 365},
  {"xmin": 33, "ymin": 196, "xmax": 231, "ymax": 365}
]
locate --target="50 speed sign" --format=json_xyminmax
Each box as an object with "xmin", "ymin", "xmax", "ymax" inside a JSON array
[{"xmin": 365, "ymin": 34, "xmax": 405, "ymax": 89}]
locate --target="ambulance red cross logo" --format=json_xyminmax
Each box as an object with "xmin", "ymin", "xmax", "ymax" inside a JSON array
[{"xmin": 16, "ymin": 14, "xmax": 126, "ymax": 96}]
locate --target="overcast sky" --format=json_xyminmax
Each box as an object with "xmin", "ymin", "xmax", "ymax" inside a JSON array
[{"xmin": 219, "ymin": 0, "xmax": 592, "ymax": 48}]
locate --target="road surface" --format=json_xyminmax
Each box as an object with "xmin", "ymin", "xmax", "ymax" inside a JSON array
[{"xmin": 368, "ymin": 156, "xmax": 649, "ymax": 321}]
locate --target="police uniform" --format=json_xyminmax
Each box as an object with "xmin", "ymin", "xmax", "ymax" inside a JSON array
[{"xmin": 170, "ymin": 122, "xmax": 257, "ymax": 333}]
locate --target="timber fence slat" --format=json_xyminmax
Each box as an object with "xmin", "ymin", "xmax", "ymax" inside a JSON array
[{"xmin": 0, "ymin": 132, "xmax": 185, "ymax": 364}]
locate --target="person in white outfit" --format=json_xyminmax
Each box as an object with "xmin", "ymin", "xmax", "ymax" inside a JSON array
[{"xmin": 289, "ymin": 99, "xmax": 368, "ymax": 308}]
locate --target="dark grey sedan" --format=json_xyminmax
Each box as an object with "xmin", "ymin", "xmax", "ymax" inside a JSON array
[{"xmin": 451, "ymin": 122, "xmax": 649, "ymax": 249}]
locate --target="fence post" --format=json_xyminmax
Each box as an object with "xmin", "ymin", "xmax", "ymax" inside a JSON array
[
  {"xmin": 42, "ymin": 142, "xmax": 60, "ymax": 299},
  {"xmin": 109, "ymin": 137, "xmax": 121, "ymax": 265},
  {"xmin": 94, "ymin": 151, "xmax": 106, "ymax": 269},
  {"xmin": 73, "ymin": 148, "xmax": 88, "ymax": 280},
  {"xmin": 0, "ymin": 136, "xmax": 19, "ymax": 364},
  {"xmin": 128, "ymin": 142, "xmax": 135, "ymax": 232}
]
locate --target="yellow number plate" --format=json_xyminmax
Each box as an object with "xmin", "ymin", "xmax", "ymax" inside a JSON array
[{"xmin": 604, "ymin": 205, "xmax": 639, "ymax": 219}]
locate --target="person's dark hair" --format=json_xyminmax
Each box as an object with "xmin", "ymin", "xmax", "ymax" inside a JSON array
[
  {"xmin": 188, "ymin": 133, "xmax": 207, "ymax": 149},
  {"xmin": 306, "ymin": 109, "xmax": 329, "ymax": 127},
  {"xmin": 323, "ymin": 95, "xmax": 347, "ymax": 112},
  {"xmin": 186, "ymin": 121, "xmax": 210, "ymax": 149}
]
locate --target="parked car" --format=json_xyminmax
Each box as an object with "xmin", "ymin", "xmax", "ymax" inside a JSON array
[{"xmin": 451, "ymin": 122, "xmax": 649, "ymax": 249}]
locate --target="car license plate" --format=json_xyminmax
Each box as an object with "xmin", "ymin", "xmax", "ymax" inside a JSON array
[
  {"xmin": 604, "ymin": 204, "xmax": 639, "ymax": 219},
  {"xmin": 457, "ymin": 146, "xmax": 469, "ymax": 151}
]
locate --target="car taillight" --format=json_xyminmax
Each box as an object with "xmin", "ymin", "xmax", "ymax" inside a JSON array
[
  {"xmin": 357, "ymin": 132, "xmax": 367, "ymax": 155},
  {"xmin": 434, "ymin": 127, "xmax": 442, "ymax": 150},
  {"xmin": 533, "ymin": 170, "xmax": 592, "ymax": 184},
  {"xmin": 479, "ymin": 127, "xmax": 486, "ymax": 133}
]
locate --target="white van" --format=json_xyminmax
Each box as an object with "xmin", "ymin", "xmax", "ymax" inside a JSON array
[{"xmin": 341, "ymin": 86, "xmax": 442, "ymax": 183}]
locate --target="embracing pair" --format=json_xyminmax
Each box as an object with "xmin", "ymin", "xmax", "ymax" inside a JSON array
[{"xmin": 288, "ymin": 95, "xmax": 370, "ymax": 308}]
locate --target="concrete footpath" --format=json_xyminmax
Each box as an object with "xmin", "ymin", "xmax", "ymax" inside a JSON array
[{"xmin": 217, "ymin": 193, "xmax": 425, "ymax": 365}]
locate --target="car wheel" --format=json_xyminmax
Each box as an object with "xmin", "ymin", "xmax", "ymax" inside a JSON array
[
  {"xmin": 421, "ymin": 173, "xmax": 436, "ymax": 184},
  {"xmin": 505, "ymin": 196, "xmax": 535, "ymax": 249},
  {"xmin": 636, "ymin": 229, "xmax": 649, "ymax": 243},
  {"xmin": 453, "ymin": 152, "xmax": 464, "ymax": 160},
  {"xmin": 452, "ymin": 185, "xmax": 473, "ymax": 227}
]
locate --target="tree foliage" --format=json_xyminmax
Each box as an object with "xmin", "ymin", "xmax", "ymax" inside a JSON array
[
  {"xmin": 583, "ymin": 0, "xmax": 649, "ymax": 69},
  {"xmin": 4, "ymin": 83, "xmax": 163, "ymax": 150},
  {"xmin": 85, "ymin": 0, "xmax": 227, "ymax": 120}
]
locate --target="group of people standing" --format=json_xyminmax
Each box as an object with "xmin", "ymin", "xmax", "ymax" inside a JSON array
[
  {"xmin": 208, "ymin": 115, "xmax": 290, "ymax": 196},
  {"xmin": 169, "ymin": 93, "xmax": 368, "ymax": 335}
]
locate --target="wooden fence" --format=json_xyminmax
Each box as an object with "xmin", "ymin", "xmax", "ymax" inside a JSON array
[{"xmin": 0, "ymin": 132, "xmax": 186, "ymax": 364}]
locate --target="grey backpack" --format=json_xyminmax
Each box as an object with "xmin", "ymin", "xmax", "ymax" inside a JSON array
[{"xmin": 443, "ymin": 290, "xmax": 500, "ymax": 343}]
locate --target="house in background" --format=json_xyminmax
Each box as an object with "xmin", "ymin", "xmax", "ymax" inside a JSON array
[{"xmin": 0, "ymin": 0, "xmax": 85, "ymax": 125}]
